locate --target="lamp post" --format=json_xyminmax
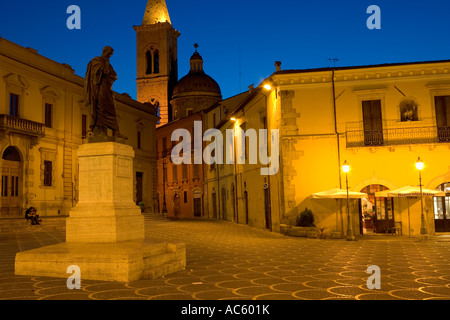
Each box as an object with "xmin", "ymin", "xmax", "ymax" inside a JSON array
[
  {"xmin": 415, "ymin": 157, "xmax": 427, "ymax": 236},
  {"xmin": 342, "ymin": 160, "xmax": 355, "ymax": 241},
  {"xmin": 230, "ymin": 117, "xmax": 239, "ymax": 223}
]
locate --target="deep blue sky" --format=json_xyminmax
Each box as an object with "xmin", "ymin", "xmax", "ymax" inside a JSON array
[{"xmin": 1, "ymin": 0, "xmax": 450, "ymax": 100}]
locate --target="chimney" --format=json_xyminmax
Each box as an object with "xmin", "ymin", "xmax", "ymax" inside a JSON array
[
  {"xmin": 248, "ymin": 84, "xmax": 254, "ymax": 93},
  {"xmin": 275, "ymin": 61, "xmax": 281, "ymax": 72}
]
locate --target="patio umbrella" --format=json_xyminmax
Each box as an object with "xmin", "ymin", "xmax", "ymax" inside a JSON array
[
  {"xmin": 311, "ymin": 188, "xmax": 368, "ymax": 199},
  {"xmin": 311, "ymin": 188, "xmax": 368, "ymax": 234},
  {"xmin": 375, "ymin": 186, "xmax": 445, "ymax": 236}
]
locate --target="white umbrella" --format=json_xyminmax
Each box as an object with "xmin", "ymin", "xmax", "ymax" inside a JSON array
[
  {"xmin": 375, "ymin": 186, "xmax": 445, "ymax": 236},
  {"xmin": 311, "ymin": 188, "xmax": 368, "ymax": 235},
  {"xmin": 311, "ymin": 188, "xmax": 368, "ymax": 199}
]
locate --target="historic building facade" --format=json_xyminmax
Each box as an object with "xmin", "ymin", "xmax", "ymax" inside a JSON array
[
  {"xmin": 209, "ymin": 59, "xmax": 450, "ymax": 237},
  {"xmin": 0, "ymin": 37, "xmax": 158, "ymax": 218}
]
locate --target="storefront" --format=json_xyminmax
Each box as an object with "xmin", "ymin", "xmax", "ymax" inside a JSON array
[
  {"xmin": 434, "ymin": 182, "xmax": 450, "ymax": 232},
  {"xmin": 360, "ymin": 184, "xmax": 395, "ymax": 234}
]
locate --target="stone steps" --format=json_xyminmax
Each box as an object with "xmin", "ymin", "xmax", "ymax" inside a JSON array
[
  {"xmin": 143, "ymin": 260, "xmax": 186, "ymax": 279},
  {"xmin": 0, "ymin": 216, "xmax": 67, "ymax": 234},
  {"xmin": 143, "ymin": 242, "xmax": 186, "ymax": 279}
]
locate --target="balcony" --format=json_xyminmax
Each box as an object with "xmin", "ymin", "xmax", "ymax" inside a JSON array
[
  {"xmin": 346, "ymin": 119, "xmax": 449, "ymax": 148},
  {"xmin": 0, "ymin": 114, "xmax": 45, "ymax": 146}
]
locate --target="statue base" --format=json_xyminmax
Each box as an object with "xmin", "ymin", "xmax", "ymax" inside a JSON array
[{"xmin": 15, "ymin": 142, "xmax": 186, "ymax": 282}]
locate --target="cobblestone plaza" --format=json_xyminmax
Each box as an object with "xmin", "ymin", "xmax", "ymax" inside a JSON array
[{"xmin": 1, "ymin": 214, "xmax": 450, "ymax": 301}]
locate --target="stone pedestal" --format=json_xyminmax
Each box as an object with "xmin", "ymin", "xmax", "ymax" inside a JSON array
[
  {"xmin": 66, "ymin": 142, "xmax": 144, "ymax": 243},
  {"xmin": 15, "ymin": 142, "xmax": 186, "ymax": 282}
]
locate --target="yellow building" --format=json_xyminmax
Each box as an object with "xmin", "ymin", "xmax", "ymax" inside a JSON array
[
  {"xmin": 210, "ymin": 59, "xmax": 450, "ymax": 237},
  {"xmin": 0, "ymin": 37, "xmax": 158, "ymax": 218}
]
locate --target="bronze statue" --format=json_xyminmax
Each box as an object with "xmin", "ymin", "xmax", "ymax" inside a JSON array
[{"xmin": 84, "ymin": 46, "xmax": 125, "ymax": 142}]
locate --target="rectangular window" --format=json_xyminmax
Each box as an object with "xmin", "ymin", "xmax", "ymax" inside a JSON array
[
  {"xmin": 43, "ymin": 161, "xmax": 52, "ymax": 187},
  {"xmin": 193, "ymin": 164, "xmax": 200, "ymax": 178},
  {"xmin": 82, "ymin": 114, "xmax": 87, "ymax": 138},
  {"xmin": 9, "ymin": 94, "xmax": 19, "ymax": 117},
  {"xmin": 182, "ymin": 163, "xmax": 188, "ymax": 180},
  {"xmin": 184, "ymin": 190, "xmax": 188, "ymax": 204},
  {"xmin": 435, "ymin": 95, "xmax": 450, "ymax": 142},
  {"xmin": 362, "ymin": 100, "xmax": 383, "ymax": 146},
  {"xmin": 172, "ymin": 164, "xmax": 178, "ymax": 183},
  {"xmin": 44, "ymin": 103, "xmax": 52, "ymax": 128}
]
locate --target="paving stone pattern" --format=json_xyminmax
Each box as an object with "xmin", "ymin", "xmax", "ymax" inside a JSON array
[{"xmin": 1, "ymin": 214, "xmax": 450, "ymax": 300}]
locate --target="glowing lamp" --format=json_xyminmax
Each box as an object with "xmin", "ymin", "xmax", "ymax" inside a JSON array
[
  {"xmin": 342, "ymin": 160, "xmax": 350, "ymax": 173},
  {"xmin": 415, "ymin": 157, "xmax": 424, "ymax": 170}
]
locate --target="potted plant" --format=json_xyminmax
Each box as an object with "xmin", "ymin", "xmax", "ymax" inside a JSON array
[{"xmin": 284, "ymin": 208, "xmax": 318, "ymax": 238}]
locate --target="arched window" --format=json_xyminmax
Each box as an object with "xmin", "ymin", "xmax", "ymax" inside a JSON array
[
  {"xmin": 153, "ymin": 50, "xmax": 160, "ymax": 74},
  {"xmin": 146, "ymin": 51, "xmax": 152, "ymax": 75}
]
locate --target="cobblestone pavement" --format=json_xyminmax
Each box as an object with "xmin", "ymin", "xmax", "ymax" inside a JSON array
[{"xmin": 1, "ymin": 214, "xmax": 450, "ymax": 300}]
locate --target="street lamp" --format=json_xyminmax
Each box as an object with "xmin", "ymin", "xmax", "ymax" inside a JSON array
[
  {"xmin": 342, "ymin": 160, "xmax": 355, "ymax": 241},
  {"xmin": 230, "ymin": 117, "xmax": 239, "ymax": 223},
  {"xmin": 415, "ymin": 157, "xmax": 427, "ymax": 236}
]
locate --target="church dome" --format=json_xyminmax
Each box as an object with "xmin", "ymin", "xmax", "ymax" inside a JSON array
[
  {"xmin": 170, "ymin": 45, "xmax": 222, "ymax": 120},
  {"xmin": 172, "ymin": 50, "xmax": 221, "ymax": 98}
]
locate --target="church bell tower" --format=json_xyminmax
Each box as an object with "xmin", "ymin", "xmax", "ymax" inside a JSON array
[{"xmin": 134, "ymin": 0, "xmax": 180, "ymax": 127}]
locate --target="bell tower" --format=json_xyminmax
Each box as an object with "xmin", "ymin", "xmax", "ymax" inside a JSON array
[{"xmin": 134, "ymin": 0, "xmax": 180, "ymax": 127}]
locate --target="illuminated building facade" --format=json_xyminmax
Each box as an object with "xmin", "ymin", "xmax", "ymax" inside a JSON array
[
  {"xmin": 211, "ymin": 60, "xmax": 450, "ymax": 236},
  {"xmin": 0, "ymin": 37, "xmax": 158, "ymax": 218}
]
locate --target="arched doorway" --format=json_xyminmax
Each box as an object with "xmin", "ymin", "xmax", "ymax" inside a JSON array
[
  {"xmin": 221, "ymin": 187, "xmax": 227, "ymax": 220},
  {"xmin": 173, "ymin": 193, "xmax": 180, "ymax": 217},
  {"xmin": 434, "ymin": 182, "xmax": 450, "ymax": 232},
  {"xmin": 1, "ymin": 146, "xmax": 22, "ymax": 217},
  {"xmin": 231, "ymin": 183, "xmax": 236, "ymax": 222},
  {"xmin": 360, "ymin": 184, "xmax": 394, "ymax": 234}
]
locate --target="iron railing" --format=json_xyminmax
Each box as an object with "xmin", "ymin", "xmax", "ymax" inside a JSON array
[{"xmin": 346, "ymin": 125, "xmax": 450, "ymax": 148}]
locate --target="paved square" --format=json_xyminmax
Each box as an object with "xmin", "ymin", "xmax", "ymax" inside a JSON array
[{"xmin": 1, "ymin": 214, "xmax": 450, "ymax": 300}]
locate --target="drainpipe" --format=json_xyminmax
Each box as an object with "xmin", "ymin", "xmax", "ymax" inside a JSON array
[{"xmin": 332, "ymin": 68, "xmax": 342, "ymax": 189}]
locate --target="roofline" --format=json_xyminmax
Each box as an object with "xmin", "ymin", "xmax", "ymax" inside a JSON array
[{"xmin": 273, "ymin": 59, "xmax": 450, "ymax": 76}]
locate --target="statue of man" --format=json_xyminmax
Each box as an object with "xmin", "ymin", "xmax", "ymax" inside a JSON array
[{"xmin": 84, "ymin": 46, "xmax": 122, "ymax": 139}]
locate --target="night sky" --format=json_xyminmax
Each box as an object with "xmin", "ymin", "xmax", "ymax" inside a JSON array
[{"xmin": 1, "ymin": 0, "xmax": 449, "ymax": 100}]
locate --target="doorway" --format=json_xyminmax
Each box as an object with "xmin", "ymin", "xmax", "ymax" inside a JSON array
[
  {"xmin": 221, "ymin": 187, "xmax": 227, "ymax": 220},
  {"xmin": 194, "ymin": 197, "xmax": 201, "ymax": 217},
  {"xmin": 434, "ymin": 182, "xmax": 450, "ymax": 232},
  {"xmin": 264, "ymin": 187, "xmax": 272, "ymax": 231},
  {"xmin": 1, "ymin": 147, "xmax": 22, "ymax": 217},
  {"xmin": 360, "ymin": 184, "xmax": 395, "ymax": 234}
]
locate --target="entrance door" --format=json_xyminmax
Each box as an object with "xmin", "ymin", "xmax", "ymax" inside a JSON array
[
  {"xmin": 264, "ymin": 187, "xmax": 272, "ymax": 231},
  {"xmin": 361, "ymin": 184, "xmax": 394, "ymax": 234},
  {"xmin": 1, "ymin": 160, "xmax": 20, "ymax": 217},
  {"xmin": 194, "ymin": 197, "xmax": 201, "ymax": 217},
  {"xmin": 221, "ymin": 187, "xmax": 227, "ymax": 220},
  {"xmin": 212, "ymin": 192, "xmax": 217, "ymax": 219},
  {"xmin": 244, "ymin": 191, "xmax": 249, "ymax": 224},
  {"xmin": 434, "ymin": 183, "xmax": 450, "ymax": 232},
  {"xmin": 1, "ymin": 147, "xmax": 21, "ymax": 217},
  {"xmin": 173, "ymin": 194, "xmax": 180, "ymax": 217}
]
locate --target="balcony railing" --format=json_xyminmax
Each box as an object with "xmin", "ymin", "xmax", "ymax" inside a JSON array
[
  {"xmin": 0, "ymin": 114, "xmax": 45, "ymax": 144},
  {"xmin": 346, "ymin": 124, "xmax": 450, "ymax": 148}
]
